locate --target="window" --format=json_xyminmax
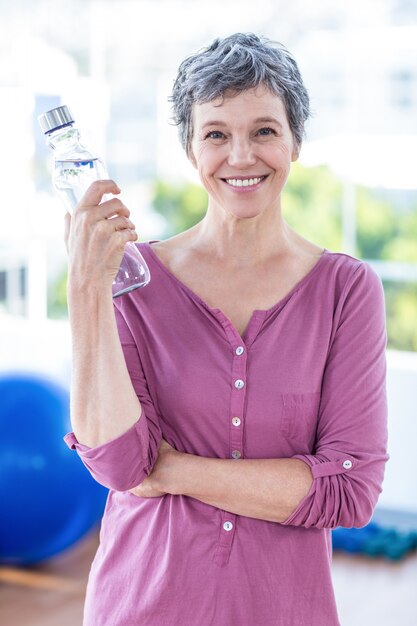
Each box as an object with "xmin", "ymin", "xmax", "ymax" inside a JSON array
[
  {"xmin": 390, "ymin": 70, "xmax": 414, "ymax": 107},
  {"xmin": 0, "ymin": 271, "xmax": 6, "ymax": 302}
]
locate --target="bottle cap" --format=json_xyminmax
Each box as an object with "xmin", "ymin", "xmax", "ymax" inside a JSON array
[{"xmin": 38, "ymin": 105, "xmax": 75, "ymax": 134}]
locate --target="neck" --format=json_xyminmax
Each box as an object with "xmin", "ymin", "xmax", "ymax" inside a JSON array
[{"xmin": 188, "ymin": 204, "xmax": 293, "ymax": 268}]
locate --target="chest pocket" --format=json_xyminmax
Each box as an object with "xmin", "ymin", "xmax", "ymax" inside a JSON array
[{"xmin": 280, "ymin": 392, "xmax": 321, "ymax": 444}]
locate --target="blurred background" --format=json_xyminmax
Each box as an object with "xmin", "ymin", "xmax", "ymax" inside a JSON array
[{"xmin": 0, "ymin": 0, "xmax": 416, "ymax": 624}]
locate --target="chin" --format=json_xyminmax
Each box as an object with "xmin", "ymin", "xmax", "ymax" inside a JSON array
[{"xmin": 224, "ymin": 200, "xmax": 269, "ymax": 219}]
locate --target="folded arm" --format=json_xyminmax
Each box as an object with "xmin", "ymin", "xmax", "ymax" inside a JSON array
[{"xmin": 133, "ymin": 447, "xmax": 313, "ymax": 523}]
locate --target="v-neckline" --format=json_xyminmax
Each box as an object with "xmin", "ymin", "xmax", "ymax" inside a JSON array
[{"xmin": 144, "ymin": 241, "xmax": 329, "ymax": 341}]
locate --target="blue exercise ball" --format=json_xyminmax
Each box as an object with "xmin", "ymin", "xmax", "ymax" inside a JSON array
[{"xmin": 0, "ymin": 372, "xmax": 108, "ymax": 565}]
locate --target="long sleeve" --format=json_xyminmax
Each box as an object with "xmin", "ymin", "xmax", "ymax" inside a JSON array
[
  {"xmin": 281, "ymin": 261, "xmax": 389, "ymax": 529},
  {"xmin": 64, "ymin": 303, "xmax": 163, "ymax": 491}
]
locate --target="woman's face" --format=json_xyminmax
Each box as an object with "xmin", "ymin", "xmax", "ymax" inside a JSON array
[{"xmin": 189, "ymin": 85, "xmax": 299, "ymax": 221}]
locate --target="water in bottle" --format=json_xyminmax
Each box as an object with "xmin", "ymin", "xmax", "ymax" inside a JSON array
[{"xmin": 38, "ymin": 105, "xmax": 150, "ymax": 297}]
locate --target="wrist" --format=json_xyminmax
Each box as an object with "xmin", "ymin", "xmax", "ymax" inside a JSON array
[
  {"xmin": 67, "ymin": 271, "xmax": 112, "ymax": 301},
  {"xmin": 157, "ymin": 450, "xmax": 191, "ymax": 496},
  {"xmin": 166, "ymin": 452, "xmax": 206, "ymax": 497}
]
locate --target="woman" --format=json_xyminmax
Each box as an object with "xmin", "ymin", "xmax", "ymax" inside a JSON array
[{"xmin": 64, "ymin": 33, "xmax": 388, "ymax": 626}]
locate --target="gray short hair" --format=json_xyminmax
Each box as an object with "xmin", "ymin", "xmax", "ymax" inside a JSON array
[{"xmin": 169, "ymin": 32, "xmax": 310, "ymax": 157}]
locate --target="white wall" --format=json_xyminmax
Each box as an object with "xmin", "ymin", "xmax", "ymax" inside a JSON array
[
  {"xmin": 0, "ymin": 315, "xmax": 72, "ymax": 389},
  {"xmin": 382, "ymin": 351, "xmax": 417, "ymax": 513}
]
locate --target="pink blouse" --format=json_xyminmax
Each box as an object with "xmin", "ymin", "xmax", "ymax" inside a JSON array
[{"xmin": 65, "ymin": 242, "xmax": 389, "ymax": 626}]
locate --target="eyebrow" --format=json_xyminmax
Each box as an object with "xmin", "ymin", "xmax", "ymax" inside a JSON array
[{"xmin": 201, "ymin": 117, "xmax": 283, "ymax": 130}]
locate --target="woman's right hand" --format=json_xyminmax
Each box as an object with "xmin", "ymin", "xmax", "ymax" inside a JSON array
[{"xmin": 64, "ymin": 180, "xmax": 138, "ymax": 294}]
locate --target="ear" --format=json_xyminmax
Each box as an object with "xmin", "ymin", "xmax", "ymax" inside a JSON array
[{"xmin": 291, "ymin": 142, "xmax": 300, "ymax": 162}]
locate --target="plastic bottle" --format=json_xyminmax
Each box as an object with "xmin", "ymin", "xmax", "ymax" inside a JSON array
[{"xmin": 38, "ymin": 105, "xmax": 150, "ymax": 297}]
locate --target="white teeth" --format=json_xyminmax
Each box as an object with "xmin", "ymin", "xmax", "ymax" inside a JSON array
[{"xmin": 225, "ymin": 176, "xmax": 263, "ymax": 187}]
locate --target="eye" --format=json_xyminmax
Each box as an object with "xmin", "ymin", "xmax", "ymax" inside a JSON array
[
  {"xmin": 204, "ymin": 130, "xmax": 226, "ymax": 140},
  {"xmin": 257, "ymin": 127, "xmax": 277, "ymax": 136}
]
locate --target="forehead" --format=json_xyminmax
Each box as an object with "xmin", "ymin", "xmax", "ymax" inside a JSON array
[{"xmin": 192, "ymin": 86, "xmax": 288, "ymax": 128}]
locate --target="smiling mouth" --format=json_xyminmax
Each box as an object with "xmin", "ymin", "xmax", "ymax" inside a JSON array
[{"xmin": 222, "ymin": 175, "xmax": 268, "ymax": 188}]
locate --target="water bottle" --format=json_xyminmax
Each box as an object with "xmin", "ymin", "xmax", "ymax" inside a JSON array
[{"xmin": 38, "ymin": 105, "xmax": 150, "ymax": 297}]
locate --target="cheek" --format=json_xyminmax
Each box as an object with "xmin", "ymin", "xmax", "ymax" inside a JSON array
[
  {"xmin": 274, "ymin": 141, "xmax": 293, "ymax": 158},
  {"xmin": 195, "ymin": 146, "xmax": 223, "ymax": 175},
  {"xmin": 272, "ymin": 144, "xmax": 294, "ymax": 173}
]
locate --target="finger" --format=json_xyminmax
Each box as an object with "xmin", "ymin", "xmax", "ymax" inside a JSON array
[
  {"xmin": 105, "ymin": 215, "xmax": 135, "ymax": 232},
  {"xmin": 159, "ymin": 439, "xmax": 175, "ymax": 452},
  {"xmin": 98, "ymin": 197, "xmax": 131, "ymax": 220},
  {"xmin": 128, "ymin": 482, "xmax": 148, "ymax": 497},
  {"xmin": 76, "ymin": 198, "xmax": 131, "ymax": 229},
  {"xmin": 117, "ymin": 228, "xmax": 138, "ymax": 247},
  {"xmin": 78, "ymin": 179, "xmax": 121, "ymax": 209}
]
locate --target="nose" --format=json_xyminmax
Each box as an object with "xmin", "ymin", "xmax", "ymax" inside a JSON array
[{"xmin": 227, "ymin": 137, "xmax": 257, "ymax": 169}]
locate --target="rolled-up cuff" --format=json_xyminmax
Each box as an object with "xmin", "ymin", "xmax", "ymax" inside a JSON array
[
  {"xmin": 281, "ymin": 451, "xmax": 388, "ymax": 529},
  {"xmin": 63, "ymin": 411, "xmax": 152, "ymax": 491}
]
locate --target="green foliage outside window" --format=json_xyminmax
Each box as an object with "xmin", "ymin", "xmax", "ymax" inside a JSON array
[
  {"xmin": 48, "ymin": 270, "xmax": 67, "ymax": 319},
  {"xmin": 152, "ymin": 180, "xmax": 208, "ymax": 236}
]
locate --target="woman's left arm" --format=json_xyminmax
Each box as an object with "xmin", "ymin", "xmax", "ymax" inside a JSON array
[{"xmin": 131, "ymin": 443, "xmax": 313, "ymax": 524}]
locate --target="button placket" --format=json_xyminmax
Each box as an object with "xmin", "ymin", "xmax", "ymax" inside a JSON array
[
  {"xmin": 213, "ymin": 334, "xmax": 248, "ymax": 567},
  {"xmin": 229, "ymin": 342, "xmax": 247, "ymax": 461},
  {"xmin": 213, "ymin": 510, "xmax": 238, "ymax": 566}
]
